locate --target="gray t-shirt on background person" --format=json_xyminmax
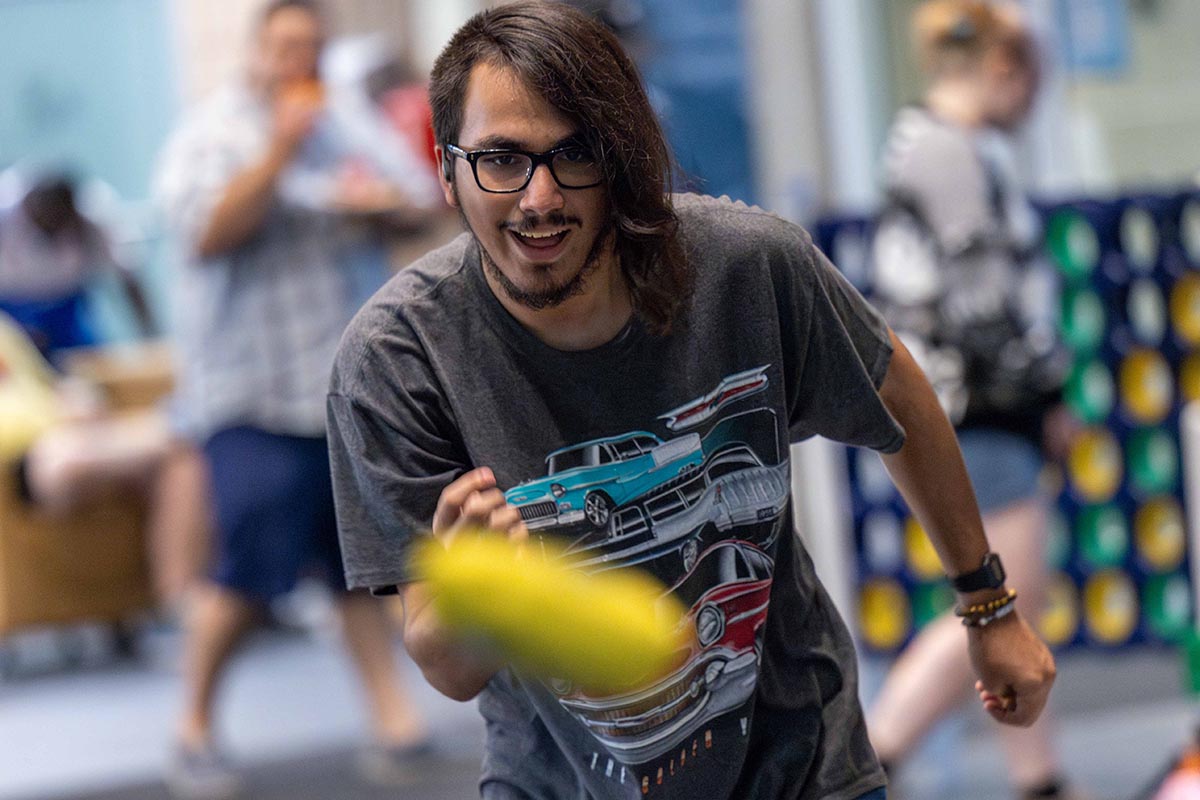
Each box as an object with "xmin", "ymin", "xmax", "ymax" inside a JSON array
[{"xmin": 328, "ymin": 193, "xmax": 903, "ymax": 800}]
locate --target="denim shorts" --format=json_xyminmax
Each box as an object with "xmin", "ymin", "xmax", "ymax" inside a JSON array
[
  {"xmin": 205, "ymin": 425, "xmax": 346, "ymax": 601},
  {"xmin": 957, "ymin": 427, "xmax": 1042, "ymax": 513},
  {"xmin": 856, "ymin": 788, "xmax": 887, "ymax": 800}
]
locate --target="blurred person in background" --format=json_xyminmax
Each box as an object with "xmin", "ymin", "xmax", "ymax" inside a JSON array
[
  {"xmin": 867, "ymin": 3, "xmax": 1077, "ymax": 799},
  {"xmin": 0, "ymin": 167, "xmax": 209, "ymax": 613},
  {"xmin": 0, "ymin": 304, "xmax": 210, "ymax": 623},
  {"xmin": 0, "ymin": 309, "xmax": 169, "ymax": 513},
  {"xmin": 0, "ymin": 168, "xmax": 155, "ymax": 360},
  {"xmin": 154, "ymin": 0, "xmax": 442, "ymax": 796}
]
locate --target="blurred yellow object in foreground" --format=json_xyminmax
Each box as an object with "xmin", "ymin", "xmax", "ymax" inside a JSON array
[{"xmin": 411, "ymin": 532, "xmax": 690, "ymax": 694}]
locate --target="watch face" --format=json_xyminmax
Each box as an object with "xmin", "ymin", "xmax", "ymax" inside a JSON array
[
  {"xmin": 985, "ymin": 553, "xmax": 1006, "ymax": 585},
  {"xmin": 955, "ymin": 553, "xmax": 1006, "ymax": 591}
]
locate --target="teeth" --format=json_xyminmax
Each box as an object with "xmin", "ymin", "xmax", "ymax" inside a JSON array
[{"xmin": 516, "ymin": 229, "xmax": 567, "ymax": 240}]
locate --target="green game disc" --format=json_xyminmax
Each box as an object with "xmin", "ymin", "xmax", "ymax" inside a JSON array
[
  {"xmin": 1143, "ymin": 573, "xmax": 1192, "ymax": 641},
  {"xmin": 1064, "ymin": 359, "xmax": 1114, "ymax": 424},
  {"xmin": 911, "ymin": 581, "xmax": 955, "ymax": 629},
  {"xmin": 1127, "ymin": 428, "xmax": 1179, "ymax": 496},
  {"xmin": 1047, "ymin": 211, "xmax": 1100, "ymax": 282},
  {"xmin": 1077, "ymin": 504, "xmax": 1129, "ymax": 569},
  {"xmin": 1060, "ymin": 287, "xmax": 1106, "ymax": 354}
]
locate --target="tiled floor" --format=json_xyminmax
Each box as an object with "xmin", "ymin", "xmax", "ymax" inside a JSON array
[{"xmin": 0, "ymin": 615, "xmax": 1195, "ymax": 800}]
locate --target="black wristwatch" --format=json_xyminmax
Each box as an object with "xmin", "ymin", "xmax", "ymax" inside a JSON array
[{"xmin": 951, "ymin": 552, "xmax": 1006, "ymax": 593}]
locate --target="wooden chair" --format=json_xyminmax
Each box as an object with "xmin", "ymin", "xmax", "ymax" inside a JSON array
[{"xmin": 0, "ymin": 341, "xmax": 173, "ymax": 639}]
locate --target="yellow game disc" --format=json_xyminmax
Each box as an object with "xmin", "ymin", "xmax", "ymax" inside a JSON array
[
  {"xmin": 1067, "ymin": 428, "xmax": 1124, "ymax": 503},
  {"xmin": 1118, "ymin": 348, "xmax": 1174, "ymax": 425},
  {"xmin": 904, "ymin": 517, "xmax": 944, "ymax": 581},
  {"xmin": 1182, "ymin": 352, "xmax": 1200, "ymax": 403},
  {"xmin": 1171, "ymin": 272, "xmax": 1200, "ymax": 346},
  {"xmin": 1134, "ymin": 495, "xmax": 1187, "ymax": 573},
  {"xmin": 411, "ymin": 533, "xmax": 690, "ymax": 694},
  {"xmin": 1037, "ymin": 572, "xmax": 1080, "ymax": 647},
  {"xmin": 1082, "ymin": 569, "xmax": 1139, "ymax": 645},
  {"xmin": 858, "ymin": 578, "xmax": 911, "ymax": 651}
]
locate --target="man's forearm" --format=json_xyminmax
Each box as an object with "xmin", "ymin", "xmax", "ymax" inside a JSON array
[
  {"xmin": 195, "ymin": 142, "xmax": 293, "ymax": 259},
  {"xmin": 877, "ymin": 330, "xmax": 992, "ymax": 582},
  {"xmin": 401, "ymin": 582, "xmax": 501, "ymax": 701}
]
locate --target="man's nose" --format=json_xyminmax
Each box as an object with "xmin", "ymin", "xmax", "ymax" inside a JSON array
[{"xmin": 519, "ymin": 164, "xmax": 565, "ymax": 216}]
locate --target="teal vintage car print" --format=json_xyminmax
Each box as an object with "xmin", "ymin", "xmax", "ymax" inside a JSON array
[{"xmin": 504, "ymin": 431, "xmax": 704, "ymax": 531}]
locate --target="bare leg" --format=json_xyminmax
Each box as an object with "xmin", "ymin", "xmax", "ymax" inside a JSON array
[
  {"xmin": 24, "ymin": 410, "xmax": 170, "ymax": 511},
  {"xmin": 869, "ymin": 497, "xmax": 1062, "ymax": 792},
  {"xmin": 147, "ymin": 442, "xmax": 213, "ymax": 607},
  {"xmin": 868, "ymin": 611, "xmax": 972, "ymax": 764},
  {"xmin": 335, "ymin": 591, "xmax": 428, "ymax": 745},
  {"xmin": 177, "ymin": 583, "xmax": 259, "ymax": 749},
  {"xmin": 990, "ymin": 500, "xmax": 1062, "ymax": 792}
]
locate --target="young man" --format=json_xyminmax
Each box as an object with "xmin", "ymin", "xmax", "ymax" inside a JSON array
[{"xmin": 328, "ymin": 3, "xmax": 1056, "ymax": 798}]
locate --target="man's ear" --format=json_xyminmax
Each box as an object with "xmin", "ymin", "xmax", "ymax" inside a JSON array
[{"xmin": 435, "ymin": 145, "xmax": 458, "ymax": 208}]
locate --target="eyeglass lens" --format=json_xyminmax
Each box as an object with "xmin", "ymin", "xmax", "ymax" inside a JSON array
[{"xmin": 475, "ymin": 150, "xmax": 601, "ymax": 191}]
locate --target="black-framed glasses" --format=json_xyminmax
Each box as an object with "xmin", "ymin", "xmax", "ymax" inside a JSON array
[{"xmin": 444, "ymin": 143, "xmax": 603, "ymax": 193}]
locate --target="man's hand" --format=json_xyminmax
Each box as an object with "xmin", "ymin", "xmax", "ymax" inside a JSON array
[
  {"xmin": 403, "ymin": 466, "xmax": 526, "ymax": 701},
  {"xmin": 271, "ymin": 82, "xmax": 322, "ymax": 156},
  {"xmin": 432, "ymin": 466, "xmax": 528, "ymax": 545},
  {"xmin": 969, "ymin": 611, "xmax": 1056, "ymax": 726}
]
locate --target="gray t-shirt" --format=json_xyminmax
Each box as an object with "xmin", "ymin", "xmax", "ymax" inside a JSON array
[{"xmin": 328, "ymin": 193, "xmax": 903, "ymax": 800}]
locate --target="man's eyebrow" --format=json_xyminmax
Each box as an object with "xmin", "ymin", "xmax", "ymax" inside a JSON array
[{"xmin": 468, "ymin": 134, "xmax": 585, "ymax": 151}]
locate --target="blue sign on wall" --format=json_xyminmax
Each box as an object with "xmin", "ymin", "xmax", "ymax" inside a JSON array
[{"xmin": 1055, "ymin": 0, "xmax": 1131, "ymax": 76}]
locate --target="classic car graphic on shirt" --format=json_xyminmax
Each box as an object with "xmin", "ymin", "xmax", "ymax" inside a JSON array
[
  {"xmin": 551, "ymin": 540, "xmax": 773, "ymax": 764},
  {"xmin": 658, "ymin": 365, "xmax": 769, "ymax": 432},
  {"xmin": 504, "ymin": 430, "xmax": 705, "ymax": 532},
  {"xmin": 569, "ymin": 439, "xmax": 789, "ymax": 572},
  {"xmin": 503, "ymin": 394, "xmax": 789, "ymax": 574},
  {"xmin": 503, "ymin": 367, "xmax": 788, "ymax": 777}
]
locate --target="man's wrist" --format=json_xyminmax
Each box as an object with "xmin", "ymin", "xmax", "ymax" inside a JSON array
[
  {"xmin": 957, "ymin": 585, "xmax": 1011, "ymax": 606},
  {"xmin": 956, "ymin": 587, "xmax": 1018, "ymax": 627},
  {"xmin": 950, "ymin": 551, "xmax": 1006, "ymax": 593}
]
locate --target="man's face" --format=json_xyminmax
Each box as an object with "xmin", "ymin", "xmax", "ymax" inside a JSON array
[
  {"xmin": 254, "ymin": 6, "xmax": 323, "ymax": 94},
  {"xmin": 438, "ymin": 62, "xmax": 614, "ymax": 311},
  {"xmin": 983, "ymin": 39, "xmax": 1040, "ymax": 131}
]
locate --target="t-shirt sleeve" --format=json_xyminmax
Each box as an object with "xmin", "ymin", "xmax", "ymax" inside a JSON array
[
  {"xmin": 783, "ymin": 235, "xmax": 906, "ymax": 453},
  {"xmin": 327, "ymin": 319, "xmax": 470, "ymax": 590}
]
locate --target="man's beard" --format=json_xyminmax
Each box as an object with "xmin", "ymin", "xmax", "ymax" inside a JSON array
[{"xmin": 456, "ymin": 197, "xmax": 614, "ymax": 311}]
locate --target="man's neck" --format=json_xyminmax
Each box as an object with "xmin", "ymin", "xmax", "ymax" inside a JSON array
[
  {"xmin": 486, "ymin": 255, "xmax": 633, "ymax": 352},
  {"xmin": 926, "ymin": 82, "xmax": 985, "ymax": 129}
]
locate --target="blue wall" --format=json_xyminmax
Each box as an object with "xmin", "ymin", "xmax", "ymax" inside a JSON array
[
  {"xmin": 0, "ymin": 0, "xmax": 179, "ymax": 338},
  {"xmin": 0, "ymin": 0, "xmax": 177, "ymax": 200}
]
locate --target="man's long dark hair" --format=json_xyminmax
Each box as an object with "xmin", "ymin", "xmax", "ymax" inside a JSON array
[{"xmin": 429, "ymin": 0, "xmax": 691, "ymax": 334}]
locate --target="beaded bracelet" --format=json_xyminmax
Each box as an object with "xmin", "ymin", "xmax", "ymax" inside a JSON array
[{"xmin": 954, "ymin": 588, "xmax": 1018, "ymax": 628}]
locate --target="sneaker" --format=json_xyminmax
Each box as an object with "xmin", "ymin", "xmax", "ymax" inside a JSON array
[
  {"xmin": 356, "ymin": 738, "xmax": 437, "ymax": 786},
  {"xmin": 166, "ymin": 743, "xmax": 242, "ymax": 800}
]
